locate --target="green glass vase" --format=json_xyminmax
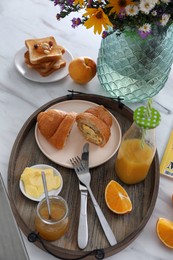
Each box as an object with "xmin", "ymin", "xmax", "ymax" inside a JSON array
[{"xmin": 97, "ymin": 25, "xmax": 173, "ymax": 103}]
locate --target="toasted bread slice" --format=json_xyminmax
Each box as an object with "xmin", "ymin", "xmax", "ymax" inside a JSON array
[
  {"xmin": 25, "ymin": 36, "xmax": 63, "ymax": 64},
  {"xmin": 24, "ymin": 51, "xmax": 56, "ymax": 70},
  {"xmin": 35, "ymin": 58, "xmax": 66, "ymax": 77}
]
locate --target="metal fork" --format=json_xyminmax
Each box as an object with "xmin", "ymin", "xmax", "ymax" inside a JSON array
[{"xmin": 70, "ymin": 156, "xmax": 117, "ymax": 246}]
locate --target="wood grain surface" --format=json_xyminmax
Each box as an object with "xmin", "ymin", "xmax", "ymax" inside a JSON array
[{"xmin": 7, "ymin": 93, "xmax": 160, "ymax": 259}]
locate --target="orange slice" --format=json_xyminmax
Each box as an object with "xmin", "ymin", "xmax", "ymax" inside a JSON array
[
  {"xmin": 105, "ymin": 180, "xmax": 132, "ymax": 214},
  {"xmin": 156, "ymin": 218, "xmax": 173, "ymax": 249}
]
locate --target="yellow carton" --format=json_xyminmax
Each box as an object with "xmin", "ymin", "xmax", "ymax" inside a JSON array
[{"xmin": 160, "ymin": 130, "xmax": 173, "ymax": 178}]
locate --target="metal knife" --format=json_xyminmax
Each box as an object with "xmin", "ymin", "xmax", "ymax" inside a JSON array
[{"xmin": 77, "ymin": 143, "xmax": 89, "ymax": 249}]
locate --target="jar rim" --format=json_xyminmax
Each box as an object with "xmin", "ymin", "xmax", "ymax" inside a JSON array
[{"xmin": 36, "ymin": 195, "xmax": 68, "ymax": 225}]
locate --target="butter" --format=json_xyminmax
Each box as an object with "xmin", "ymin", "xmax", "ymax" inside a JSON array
[
  {"xmin": 82, "ymin": 124, "xmax": 102, "ymax": 144},
  {"xmin": 21, "ymin": 167, "xmax": 61, "ymax": 198}
]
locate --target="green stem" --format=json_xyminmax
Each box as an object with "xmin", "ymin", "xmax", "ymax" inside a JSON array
[{"xmin": 141, "ymin": 128, "xmax": 146, "ymax": 149}]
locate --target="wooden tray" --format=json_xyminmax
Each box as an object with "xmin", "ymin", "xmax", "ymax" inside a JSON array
[{"xmin": 8, "ymin": 93, "xmax": 160, "ymax": 259}]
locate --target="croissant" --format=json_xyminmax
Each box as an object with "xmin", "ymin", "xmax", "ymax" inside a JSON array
[
  {"xmin": 76, "ymin": 105, "xmax": 112, "ymax": 147},
  {"xmin": 37, "ymin": 109, "xmax": 67, "ymax": 138},
  {"xmin": 85, "ymin": 105, "xmax": 112, "ymax": 127},
  {"xmin": 37, "ymin": 109, "xmax": 76, "ymax": 149}
]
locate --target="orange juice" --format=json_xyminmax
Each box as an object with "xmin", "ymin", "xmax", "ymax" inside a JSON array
[
  {"xmin": 35, "ymin": 196, "xmax": 69, "ymax": 241},
  {"xmin": 115, "ymin": 138, "xmax": 155, "ymax": 184}
]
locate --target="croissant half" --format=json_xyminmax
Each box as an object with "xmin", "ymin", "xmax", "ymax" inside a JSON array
[
  {"xmin": 37, "ymin": 109, "xmax": 67, "ymax": 138},
  {"xmin": 76, "ymin": 112, "xmax": 111, "ymax": 147},
  {"xmin": 76, "ymin": 105, "xmax": 112, "ymax": 147},
  {"xmin": 49, "ymin": 112, "xmax": 76, "ymax": 149},
  {"xmin": 37, "ymin": 109, "xmax": 76, "ymax": 149},
  {"xmin": 85, "ymin": 105, "xmax": 112, "ymax": 128}
]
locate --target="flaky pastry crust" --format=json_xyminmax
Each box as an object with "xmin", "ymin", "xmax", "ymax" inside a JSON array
[
  {"xmin": 76, "ymin": 112, "xmax": 111, "ymax": 147},
  {"xmin": 85, "ymin": 105, "xmax": 112, "ymax": 127},
  {"xmin": 37, "ymin": 109, "xmax": 67, "ymax": 139}
]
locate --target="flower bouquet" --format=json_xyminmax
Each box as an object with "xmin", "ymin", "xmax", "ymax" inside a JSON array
[
  {"xmin": 51, "ymin": 0, "xmax": 173, "ymax": 103},
  {"xmin": 52, "ymin": 0, "xmax": 173, "ymax": 39}
]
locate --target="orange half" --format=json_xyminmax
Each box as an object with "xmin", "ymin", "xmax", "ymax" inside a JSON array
[
  {"xmin": 105, "ymin": 180, "xmax": 132, "ymax": 214},
  {"xmin": 156, "ymin": 217, "xmax": 173, "ymax": 249}
]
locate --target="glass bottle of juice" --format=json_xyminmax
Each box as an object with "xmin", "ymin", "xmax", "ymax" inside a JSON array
[{"xmin": 115, "ymin": 100, "xmax": 161, "ymax": 185}]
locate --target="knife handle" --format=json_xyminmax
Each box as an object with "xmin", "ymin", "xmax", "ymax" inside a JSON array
[
  {"xmin": 78, "ymin": 191, "xmax": 88, "ymax": 249},
  {"xmin": 87, "ymin": 186, "xmax": 117, "ymax": 246}
]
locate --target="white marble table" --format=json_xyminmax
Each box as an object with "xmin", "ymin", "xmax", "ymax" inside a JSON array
[{"xmin": 1, "ymin": 0, "xmax": 173, "ymax": 259}]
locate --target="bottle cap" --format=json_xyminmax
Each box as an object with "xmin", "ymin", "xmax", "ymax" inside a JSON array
[{"xmin": 133, "ymin": 106, "xmax": 161, "ymax": 129}]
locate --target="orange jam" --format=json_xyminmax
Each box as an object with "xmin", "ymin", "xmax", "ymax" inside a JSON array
[{"xmin": 35, "ymin": 196, "xmax": 69, "ymax": 241}]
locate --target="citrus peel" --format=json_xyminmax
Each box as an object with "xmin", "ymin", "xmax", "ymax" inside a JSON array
[
  {"xmin": 156, "ymin": 217, "xmax": 173, "ymax": 249},
  {"xmin": 105, "ymin": 180, "xmax": 132, "ymax": 214}
]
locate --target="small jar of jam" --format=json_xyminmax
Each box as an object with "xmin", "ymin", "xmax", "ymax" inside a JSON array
[{"xmin": 35, "ymin": 196, "xmax": 69, "ymax": 241}]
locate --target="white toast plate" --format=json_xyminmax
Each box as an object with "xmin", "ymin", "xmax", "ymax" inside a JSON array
[
  {"xmin": 35, "ymin": 100, "xmax": 122, "ymax": 168},
  {"xmin": 14, "ymin": 47, "xmax": 73, "ymax": 83}
]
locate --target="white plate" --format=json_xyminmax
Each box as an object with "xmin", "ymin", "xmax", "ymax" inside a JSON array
[
  {"xmin": 14, "ymin": 47, "xmax": 73, "ymax": 83},
  {"xmin": 19, "ymin": 164, "xmax": 63, "ymax": 202},
  {"xmin": 35, "ymin": 100, "xmax": 122, "ymax": 168}
]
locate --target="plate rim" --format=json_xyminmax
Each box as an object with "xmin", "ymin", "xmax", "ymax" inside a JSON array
[
  {"xmin": 14, "ymin": 46, "xmax": 73, "ymax": 83},
  {"xmin": 35, "ymin": 99, "xmax": 122, "ymax": 168},
  {"xmin": 19, "ymin": 163, "xmax": 63, "ymax": 202}
]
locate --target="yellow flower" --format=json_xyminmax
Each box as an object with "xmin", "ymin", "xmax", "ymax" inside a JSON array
[
  {"xmin": 74, "ymin": 0, "xmax": 85, "ymax": 7},
  {"xmin": 83, "ymin": 8, "xmax": 112, "ymax": 34},
  {"xmin": 107, "ymin": 0, "xmax": 134, "ymax": 15}
]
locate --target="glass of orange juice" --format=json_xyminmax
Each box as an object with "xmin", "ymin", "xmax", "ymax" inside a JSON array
[{"xmin": 35, "ymin": 196, "xmax": 69, "ymax": 241}]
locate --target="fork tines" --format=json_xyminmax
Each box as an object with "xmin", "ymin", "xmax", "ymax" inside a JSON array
[
  {"xmin": 70, "ymin": 156, "xmax": 80, "ymax": 162},
  {"xmin": 70, "ymin": 156, "xmax": 80, "ymax": 166},
  {"xmin": 70, "ymin": 156, "xmax": 86, "ymax": 172}
]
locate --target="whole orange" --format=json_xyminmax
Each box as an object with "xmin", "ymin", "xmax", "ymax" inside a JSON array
[{"xmin": 68, "ymin": 57, "xmax": 97, "ymax": 84}]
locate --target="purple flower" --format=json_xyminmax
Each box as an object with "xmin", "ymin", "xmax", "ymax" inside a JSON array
[
  {"xmin": 68, "ymin": 0, "xmax": 74, "ymax": 5},
  {"xmin": 87, "ymin": 0, "xmax": 93, "ymax": 7},
  {"xmin": 54, "ymin": 0, "xmax": 60, "ymax": 6},
  {"xmin": 118, "ymin": 8, "xmax": 126, "ymax": 19},
  {"xmin": 54, "ymin": 0, "xmax": 65, "ymax": 9},
  {"xmin": 60, "ymin": 4, "xmax": 65, "ymax": 10},
  {"xmin": 71, "ymin": 18, "xmax": 81, "ymax": 28},
  {"xmin": 102, "ymin": 31, "xmax": 109, "ymax": 39},
  {"xmin": 56, "ymin": 13, "xmax": 61, "ymax": 20},
  {"xmin": 138, "ymin": 30, "xmax": 151, "ymax": 39}
]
